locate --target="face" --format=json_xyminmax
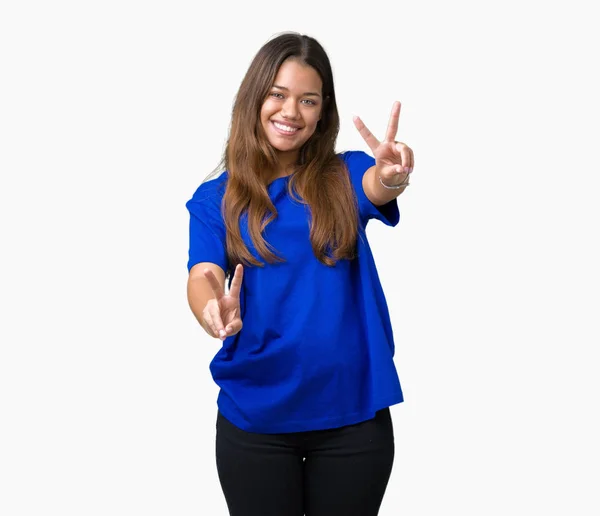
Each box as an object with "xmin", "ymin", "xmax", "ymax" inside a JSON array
[{"xmin": 260, "ymin": 59, "xmax": 323, "ymax": 165}]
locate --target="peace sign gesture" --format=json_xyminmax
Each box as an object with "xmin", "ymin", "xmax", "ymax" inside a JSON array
[
  {"xmin": 353, "ymin": 101, "xmax": 414, "ymax": 186},
  {"xmin": 202, "ymin": 264, "xmax": 244, "ymax": 341}
]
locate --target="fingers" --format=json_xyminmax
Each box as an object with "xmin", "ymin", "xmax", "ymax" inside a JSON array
[
  {"xmin": 204, "ymin": 310, "xmax": 243, "ymax": 340},
  {"xmin": 203, "ymin": 268, "xmax": 224, "ymax": 301},
  {"xmin": 202, "ymin": 264, "xmax": 244, "ymax": 341},
  {"xmin": 394, "ymin": 142, "xmax": 413, "ymax": 173},
  {"xmin": 203, "ymin": 299, "xmax": 226, "ymax": 340},
  {"xmin": 353, "ymin": 115, "xmax": 380, "ymax": 153},
  {"xmin": 228, "ymin": 264, "xmax": 244, "ymax": 300},
  {"xmin": 202, "ymin": 312, "xmax": 219, "ymax": 338},
  {"xmin": 384, "ymin": 101, "xmax": 401, "ymax": 142}
]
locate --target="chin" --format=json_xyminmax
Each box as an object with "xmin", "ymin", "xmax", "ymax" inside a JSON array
[
  {"xmin": 271, "ymin": 140, "xmax": 297, "ymax": 150},
  {"xmin": 265, "ymin": 137, "xmax": 298, "ymax": 153}
]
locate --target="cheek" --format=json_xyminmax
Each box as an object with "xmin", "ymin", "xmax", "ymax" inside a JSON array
[
  {"xmin": 307, "ymin": 113, "xmax": 321, "ymax": 131},
  {"xmin": 261, "ymin": 100, "xmax": 278, "ymax": 117},
  {"xmin": 309, "ymin": 107, "xmax": 322, "ymax": 124}
]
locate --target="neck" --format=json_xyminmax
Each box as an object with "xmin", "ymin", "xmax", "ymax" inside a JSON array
[
  {"xmin": 269, "ymin": 154, "xmax": 298, "ymax": 181},
  {"xmin": 277, "ymin": 149, "xmax": 299, "ymax": 170}
]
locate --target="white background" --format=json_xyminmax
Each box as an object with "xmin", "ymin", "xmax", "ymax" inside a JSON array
[{"xmin": 1, "ymin": 0, "xmax": 599, "ymax": 514}]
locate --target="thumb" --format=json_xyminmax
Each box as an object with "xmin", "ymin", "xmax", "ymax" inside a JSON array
[{"xmin": 225, "ymin": 317, "xmax": 243, "ymax": 336}]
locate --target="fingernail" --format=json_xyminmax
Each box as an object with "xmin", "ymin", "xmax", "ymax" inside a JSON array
[
  {"xmin": 395, "ymin": 143, "xmax": 403, "ymax": 151},
  {"xmin": 404, "ymin": 166, "xmax": 411, "ymax": 173},
  {"xmin": 219, "ymin": 329, "xmax": 226, "ymax": 338}
]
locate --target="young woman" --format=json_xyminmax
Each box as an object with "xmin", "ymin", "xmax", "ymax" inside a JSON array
[{"xmin": 186, "ymin": 32, "xmax": 414, "ymax": 516}]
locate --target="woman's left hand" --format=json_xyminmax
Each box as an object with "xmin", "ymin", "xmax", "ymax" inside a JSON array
[{"xmin": 353, "ymin": 101, "xmax": 414, "ymax": 185}]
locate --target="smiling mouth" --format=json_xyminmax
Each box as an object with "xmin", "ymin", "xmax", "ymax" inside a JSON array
[{"xmin": 271, "ymin": 121, "xmax": 301, "ymax": 135}]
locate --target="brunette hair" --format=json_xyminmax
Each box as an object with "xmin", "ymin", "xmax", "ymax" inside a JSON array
[{"xmin": 215, "ymin": 32, "xmax": 359, "ymax": 270}]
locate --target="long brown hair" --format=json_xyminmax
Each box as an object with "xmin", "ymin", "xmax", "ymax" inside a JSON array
[{"xmin": 217, "ymin": 32, "xmax": 359, "ymax": 270}]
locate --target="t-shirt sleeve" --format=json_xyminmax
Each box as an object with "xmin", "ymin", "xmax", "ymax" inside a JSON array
[
  {"xmin": 185, "ymin": 187, "xmax": 229, "ymax": 274},
  {"xmin": 342, "ymin": 150, "xmax": 400, "ymax": 227}
]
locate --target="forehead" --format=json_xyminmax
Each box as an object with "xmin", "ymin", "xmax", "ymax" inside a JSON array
[{"xmin": 272, "ymin": 59, "xmax": 322, "ymax": 92}]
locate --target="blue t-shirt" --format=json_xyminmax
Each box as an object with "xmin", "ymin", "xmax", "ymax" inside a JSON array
[{"xmin": 186, "ymin": 150, "xmax": 404, "ymax": 433}]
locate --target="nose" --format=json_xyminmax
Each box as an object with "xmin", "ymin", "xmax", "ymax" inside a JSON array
[{"xmin": 281, "ymin": 97, "xmax": 300, "ymax": 120}]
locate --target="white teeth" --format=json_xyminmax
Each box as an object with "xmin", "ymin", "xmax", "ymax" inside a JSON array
[{"xmin": 273, "ymin": 122, "xmax": 299, "ymax": 133}]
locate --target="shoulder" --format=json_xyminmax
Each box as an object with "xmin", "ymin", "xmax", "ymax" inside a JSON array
[
  {"xmin": 337, "ymin": 150, "xmax": 375, "ymax": 171},
  {"xmin": 185, "ymin": 172, "xmax": 229, "ymax": 222},
  {"xmin": 336, "ymin": 150, "xmax": 375, "ymax": 184},
  {"xmin": 187, "ymin": 172, "xmax": 228, "ymax": 212},
  {"xmin": 188, "ymin": 172, "xmax": 228, "ymax": 204}
]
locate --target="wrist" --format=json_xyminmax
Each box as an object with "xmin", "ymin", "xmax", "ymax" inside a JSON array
[{"xmin": 379, "ymin": 172, "xmax": 410, "ymax": 189}]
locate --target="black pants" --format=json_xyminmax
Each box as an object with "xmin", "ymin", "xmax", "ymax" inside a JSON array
[{"xmin": 215, "ymin": 408, "xmax": 395, "ymax": 516}]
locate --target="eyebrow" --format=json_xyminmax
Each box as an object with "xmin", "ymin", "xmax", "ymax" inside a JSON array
[{"xmin": 272, "ymin": 85, "xmax": 322, "ymax": 98}]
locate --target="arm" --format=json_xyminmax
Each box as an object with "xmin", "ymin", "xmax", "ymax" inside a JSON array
[
  {"xmin": 354, "ymin": 101, "xmax": 415, "ymax": 207},
  {"xmin": 187, "ymin": 262, "xmax": 225, "ymax": 336},
  {"xmin": 362, "ymin": 165, "xmax": 409, "ymax": 206}
]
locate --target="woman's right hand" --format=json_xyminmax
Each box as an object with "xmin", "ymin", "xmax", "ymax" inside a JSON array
[{"xmin": 202, "ymin": 264, "xmax": 244, "ymax": 341}]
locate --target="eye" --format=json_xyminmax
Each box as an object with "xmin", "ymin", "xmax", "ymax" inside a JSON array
[
  {"xmin": 270, "ymin": 92, "xmax": 284, "ymax": 99},
  {"xmin": 302, "ymin": 99, "xmax": 317, "ymax": 106}
]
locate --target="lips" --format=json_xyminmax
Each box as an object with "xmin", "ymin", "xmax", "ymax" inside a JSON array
[
  {"xmin": 272, "ymin": 120, "xmax": 301, "ymax": 129},
  {"xmin": 271, "ymin": 120, "xmax": 301, "ymax": 136}
]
